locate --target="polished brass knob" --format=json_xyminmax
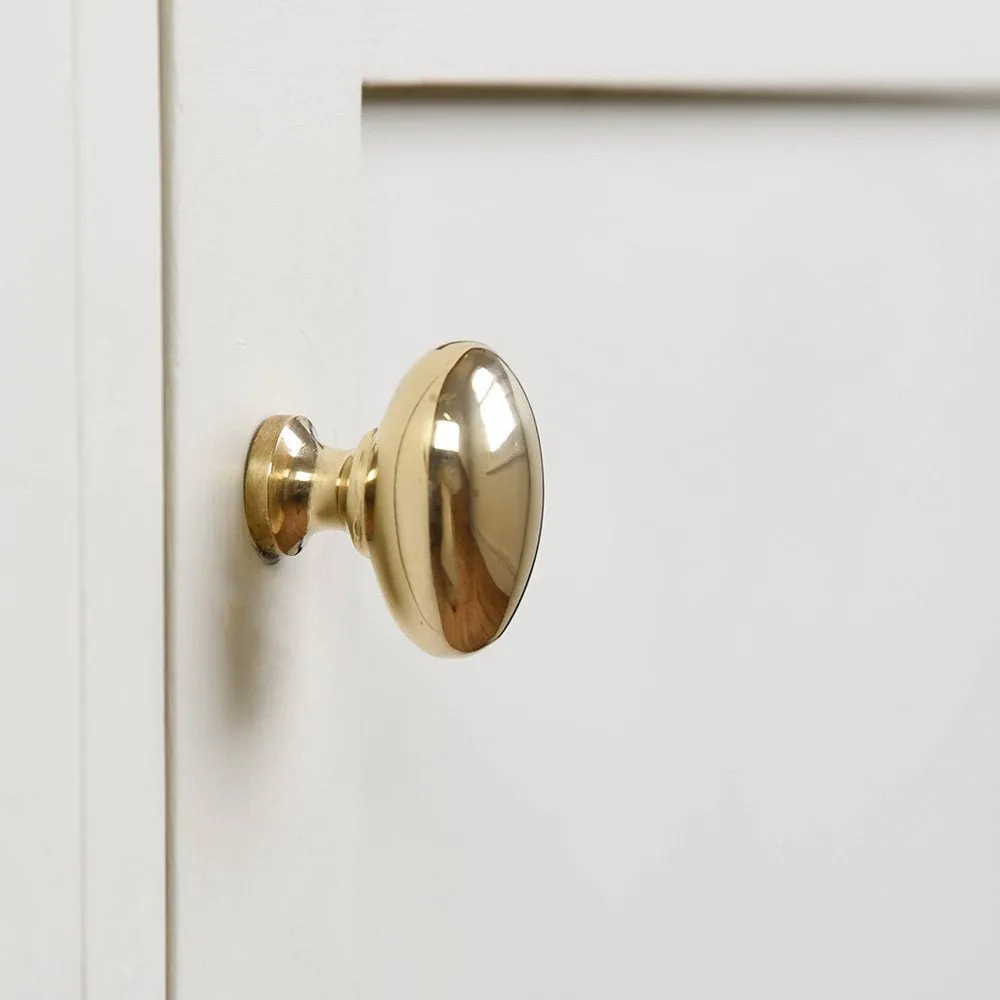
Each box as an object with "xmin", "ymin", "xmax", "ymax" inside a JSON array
[{"xmin": 243, "ymin": 342, "xmax": 544, "ymax": 656}]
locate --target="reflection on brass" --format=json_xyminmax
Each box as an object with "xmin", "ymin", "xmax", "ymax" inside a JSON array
[{"xmin": 243, "ymin": 343, "xmax": 544, "ymax": 657}]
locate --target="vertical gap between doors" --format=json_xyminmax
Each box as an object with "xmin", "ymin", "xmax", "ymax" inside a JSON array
[{"xmin": 157, "ymin": 0, "xmax": 176, "ymax": 996}]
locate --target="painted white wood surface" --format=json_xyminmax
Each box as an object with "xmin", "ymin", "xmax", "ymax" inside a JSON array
[
  {"xmin": 364, "ymin": 0, "xmax": 1000, "ymax": 88},
  {"xmin": 0, "ymin": 1, "xmax": 164, "ymax": 997},
  {"xmin": 162, "ymin": 1, "xmax": 364, "ymax": 996},
  {"xmin": 77, "ymin": 0, "xmax": 165, "ymax": 995},
  {"xmin": 361, "ymin": 99, "xmax": 1000, "ymax": 998},
  {"xmin": 0, "ymin": 4, "xmax": 81, "ymax": 993}
]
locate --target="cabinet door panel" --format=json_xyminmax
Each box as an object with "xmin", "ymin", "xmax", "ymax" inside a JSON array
[{"xmin": 361, "ymin": 99, "xmax": 1000, "ymax": 999}]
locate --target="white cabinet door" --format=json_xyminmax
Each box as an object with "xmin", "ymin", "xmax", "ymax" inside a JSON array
[
  {"xmin": 163, "ymin": 7, "xmax": 1000, "ymax": 1000},
  {"xmin": 0, "ymin": 2, "xmax": 164, "ymax": 997},
  {"xmin": 27, "ymin": 2, "xmax": 1000, "ymax": 998}
]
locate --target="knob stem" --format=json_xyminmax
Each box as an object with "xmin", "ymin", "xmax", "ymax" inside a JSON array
[{"xmin": 244, "ymin": 414, "xmax": 374, "ymax": 560}]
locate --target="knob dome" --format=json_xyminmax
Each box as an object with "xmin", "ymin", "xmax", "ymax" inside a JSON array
[{"xmin": 367, "ymin": 343, "xmax": 543, "ymax": 655}]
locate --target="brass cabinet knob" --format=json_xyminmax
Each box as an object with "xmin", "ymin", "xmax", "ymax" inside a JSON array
[{"xmin": 244, "ymin": 342, "xmax": 544, "ymax": 656}]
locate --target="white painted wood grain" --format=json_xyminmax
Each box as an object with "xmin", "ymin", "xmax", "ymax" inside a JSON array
[
  {"xmin": 364, "ymin": 0, "xmax": 1000, "ymax": 88},
  {"xmin": 0, "ymin": 3, "xmax": 81, "ymax": 994},
  {"xmin": 0, "ymin": 1, "xmax": 164, "ymax": 997},
  {"xmin": 362, "ymin": 100, "xmax": 1000, "ymax": 998},
  {"xmin": 162, "ymin": 1, "xmax": 364, "ymax": 996},
  {"xmin": 77, "ymin": 0, "xmax": 165, "ymax": 996}
]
